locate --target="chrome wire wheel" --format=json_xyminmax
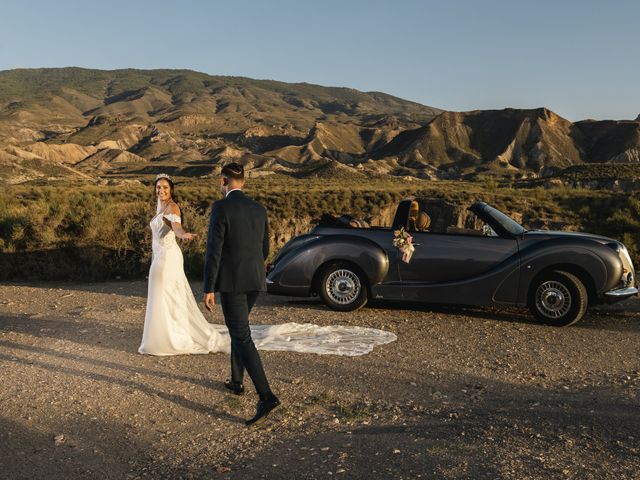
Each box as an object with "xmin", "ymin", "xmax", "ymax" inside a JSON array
[
  {"xmin": 535, "ymin": 280, "xmax": 572, "ymax": 319},
  {"xmin": 325, "ymin": 269, "xmax": 361, "ymax": 305}
]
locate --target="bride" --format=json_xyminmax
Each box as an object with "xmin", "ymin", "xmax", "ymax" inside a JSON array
[{"xmin": 138, "ymin": 174, "xmax": 396, "ymax": 357}]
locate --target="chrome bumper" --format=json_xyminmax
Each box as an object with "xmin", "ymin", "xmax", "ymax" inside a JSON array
[{"xmin": 604, "ymin": 286, "xmax": 639, "ymax": 298}]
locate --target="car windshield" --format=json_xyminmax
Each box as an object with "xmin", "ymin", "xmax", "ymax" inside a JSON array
[{"xmin": 483, "ymin": 205, "xmax": 526, "ymax": 236}]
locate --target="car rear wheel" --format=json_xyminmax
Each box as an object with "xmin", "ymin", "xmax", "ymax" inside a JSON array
[
  {"xmin": 528, "ymin": 270, "xmax": 588, "ymax": 326},
  {"xmin": 318, "ymin": 263, "xmax": 368, "ymax": 312}
]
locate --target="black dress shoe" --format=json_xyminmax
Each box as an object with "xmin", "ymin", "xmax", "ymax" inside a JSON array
[
  {"xmin": 224, "ymin": 379, "xmax": 244, "ymax": 395},
  {"xmin": 245, "ymin": 395, "xmax": 281, "ymax": 426}
]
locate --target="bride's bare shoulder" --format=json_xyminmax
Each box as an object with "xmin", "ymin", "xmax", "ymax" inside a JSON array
[{"xmin": 166, "ymin": 201, "xmax": 181, "ymax": 214}]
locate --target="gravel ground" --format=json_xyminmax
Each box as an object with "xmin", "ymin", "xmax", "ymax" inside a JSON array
[{"xmin": 0, "ymin": 281, "xmax": 639, "ymax": 480}]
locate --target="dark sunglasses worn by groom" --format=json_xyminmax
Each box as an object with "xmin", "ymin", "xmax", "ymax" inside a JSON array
[{"xmin": 203, "ymin": 162, "xmax": 280, "ymax": 426}]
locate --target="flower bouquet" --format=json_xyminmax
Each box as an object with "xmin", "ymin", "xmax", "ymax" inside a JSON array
[{"xmin": 393, "ymin": 227, "xmax": 415, "ymax": 263}]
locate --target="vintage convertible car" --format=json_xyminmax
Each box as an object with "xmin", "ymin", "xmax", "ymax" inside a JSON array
[{"xmin": 266, "ymin": 198, "xmax": 637, "ymax": 326}]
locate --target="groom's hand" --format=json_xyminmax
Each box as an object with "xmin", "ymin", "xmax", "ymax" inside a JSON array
[{"xmin": 204, "ymin": 292, "xmax": 216, "ymax": 311}]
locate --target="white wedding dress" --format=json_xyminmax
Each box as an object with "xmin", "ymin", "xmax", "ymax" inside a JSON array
[{"xmin": 138, "ymin": 206, "xmax": 396, "ymax": 357}]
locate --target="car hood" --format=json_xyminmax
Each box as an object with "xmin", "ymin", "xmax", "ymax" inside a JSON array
[{"xmin": 524, "ymin": 230, "xmax": 617, "ymax": 244}]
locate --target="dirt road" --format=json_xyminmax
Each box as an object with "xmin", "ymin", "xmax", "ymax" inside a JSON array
[{"xmin": 0, "ymin": 281, "xmax": 638, "ymax": 479}]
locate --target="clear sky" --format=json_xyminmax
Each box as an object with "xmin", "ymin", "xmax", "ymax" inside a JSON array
[{"xmin": 2, "ymin": 0, "xmax": 638, "ymax": 121}]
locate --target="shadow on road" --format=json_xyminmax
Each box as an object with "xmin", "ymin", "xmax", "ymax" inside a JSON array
[
  {"xmin": 220, "ymin": 372, "xmax": 640, "ymax": 479},
  {"xmin": 0, "ymin": 335, "xmax": 225, "ymax": 392},
  {"xmin": 0, "ymin": 313, "xmax": 143, "ymax": 353},
  {"xmin": 283, "ymin": 296, "xmax": 639, "ymax": 331}
]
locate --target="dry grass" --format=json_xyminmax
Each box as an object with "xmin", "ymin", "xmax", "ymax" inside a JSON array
[{"xmin": 1, "ymin": 177, "xmax": 638, "ymax": 280}]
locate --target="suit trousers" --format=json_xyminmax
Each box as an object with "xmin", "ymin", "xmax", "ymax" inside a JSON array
[{"xmin": 219, "ymin": 291, "xmax": 270, "ymax": 396}]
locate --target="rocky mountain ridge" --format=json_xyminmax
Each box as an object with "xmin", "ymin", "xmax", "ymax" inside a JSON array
[{"xmin": 1, "ymin": 68, "xmax": 638, "ymax": 184}]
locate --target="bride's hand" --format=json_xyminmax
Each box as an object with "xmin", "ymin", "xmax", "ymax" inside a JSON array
[{"xmin": 181, "ymin": 232, "xmax": 197, "ymax": 242}]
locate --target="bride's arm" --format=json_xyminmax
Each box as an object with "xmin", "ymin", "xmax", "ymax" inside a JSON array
[{"xmin": 164, "ymin": 203, "xmax": 196, "ymax": 241}]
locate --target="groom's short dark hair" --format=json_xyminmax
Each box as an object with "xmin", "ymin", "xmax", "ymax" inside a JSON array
[{"xmin": 221, "ymin": 162, "xmax": 245, "ymax": 180}]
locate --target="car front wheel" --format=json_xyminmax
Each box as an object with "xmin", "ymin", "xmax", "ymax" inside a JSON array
[
  {"xmin": 528, "ymin": 270, "xmax": 588, "ymax": 326},
  {"xmin": 318, "ymin": 263, "xmax": 369, "ymax": 312}
]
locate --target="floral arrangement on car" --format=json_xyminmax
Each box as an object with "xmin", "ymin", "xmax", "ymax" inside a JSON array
[{"xmin": 393, "ymin": 227, "xmax": 415, "ymax": 263}]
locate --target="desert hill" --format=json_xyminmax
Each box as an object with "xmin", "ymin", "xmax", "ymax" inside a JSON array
[
  {"xmin": 574, "ymin": 119, "xmax": 640, "ymax": 163},
  {"xmin": 372, "ymin": 108, "xmax": 640, "ymax": 178},
  {"xmin": 0, "ymin": 68, "xmax": 638, "ymax": 183},
  {"xmin": 0, "ymin": 67, "xmax": 440, "ymax": 182}
]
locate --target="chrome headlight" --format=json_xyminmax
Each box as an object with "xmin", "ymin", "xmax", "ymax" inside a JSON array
[{"xmin": 618, "ymin": 244, "xmax": 635, "ymax": 287}]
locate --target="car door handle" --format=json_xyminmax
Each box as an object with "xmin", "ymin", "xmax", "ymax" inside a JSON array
[{"xmin": 412, "ymin": 243, "xmax": 422, "ymax": 246}]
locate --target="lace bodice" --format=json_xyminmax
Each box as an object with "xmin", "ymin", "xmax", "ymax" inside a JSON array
[{"xmin": 150, "ymin": 212, "xmax": 180, "ymax": 251}]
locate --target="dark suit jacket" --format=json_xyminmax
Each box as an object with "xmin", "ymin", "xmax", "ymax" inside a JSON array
[{"xmin": 203, "ymin": 190, "xmax": 269, "ymax": 293}]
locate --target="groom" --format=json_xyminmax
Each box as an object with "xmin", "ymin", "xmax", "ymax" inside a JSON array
[{"xmin": 203, "ymin": 162, "xmax": 280, "ymax": 426}]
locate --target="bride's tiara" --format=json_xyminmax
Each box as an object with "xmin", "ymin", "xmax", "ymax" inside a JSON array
[{"xmin": 155, "ymin": 173, "xmax": 172, "ymax": 182}]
